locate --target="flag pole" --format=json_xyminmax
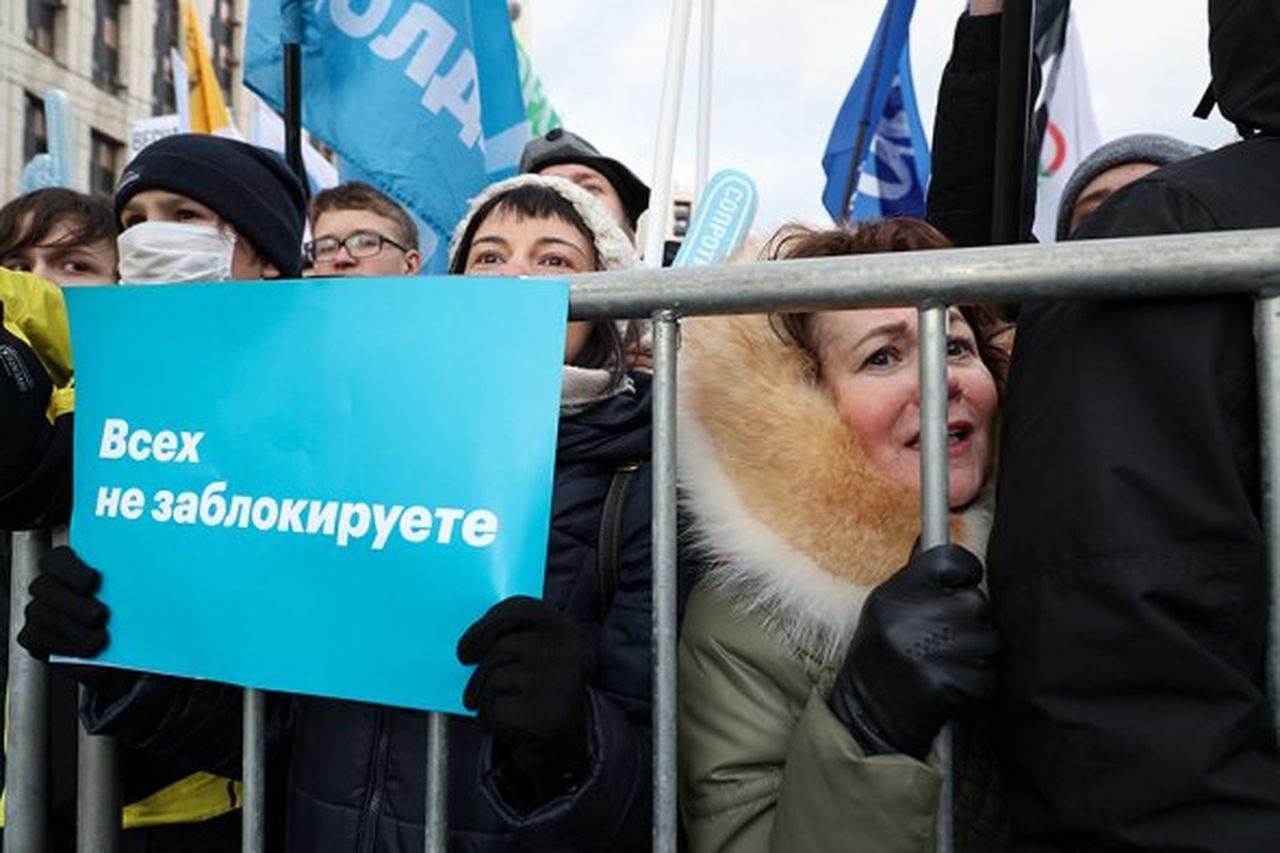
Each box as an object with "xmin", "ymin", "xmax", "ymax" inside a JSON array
[
  {"xmin": 281, "ymin": 0, "xmax": 306, "ymax": 194},
  {"xmin": 990, "ymin": 0, "xmax": 1036, "ymax": 244},
  {"xmin": 643, "ymin": 0, "xmax": 694, "ymax": 270},
  {"xmin": 837, "ymin": 5, "xmax": 900, "ymax": 224},
  {"xmin": 694, "ymin": 0, "xmax": 715, "ymax": 202}
]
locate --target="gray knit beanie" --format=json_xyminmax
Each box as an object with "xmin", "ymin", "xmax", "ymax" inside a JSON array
[{"xmin": 1056, "ymin": 133, "xmax": 1206, "ymax": 240}]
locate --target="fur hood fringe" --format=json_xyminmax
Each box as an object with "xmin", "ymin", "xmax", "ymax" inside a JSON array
[{"xmin": 678, "ymin": 313, "xmax": 993, "ymax": 666}]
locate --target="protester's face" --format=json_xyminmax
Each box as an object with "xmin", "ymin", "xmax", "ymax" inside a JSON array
[
  {"xmin": 816, "ymin": 307, "xmax": 997, "ymax": 508},
  {"xmin": 1068, "ymin": 161, "xmax": 1160, "ymax": 235},
  {"xmin": 462, "ymin": 207, "xmax": 597, "ymax": 362},
  {"xmin": 309, "ymin": 208, "xmax": 421, "ymax": 277},
  {"xmin": 118, "ymin": 189, "xmax": 280, "ymax": 280},
  {"xmin": 0, "ymin": 217, "xmax": 117, "ymax": 287},
  {"xmin": 538, "ymin": 164, "xmax": 628, "ymax": 230}
]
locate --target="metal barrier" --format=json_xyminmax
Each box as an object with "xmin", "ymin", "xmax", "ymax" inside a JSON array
[
  {"xmin": 5, "ymin": 228, "xmax": 1280, "ymax": 852},
  {"xmin": 918, "ymin": 304, "xmax": 954, "ymax": 853},
  {"xmin": 6, "ymin": 530, "xmax": 50, "ymax": 851}
]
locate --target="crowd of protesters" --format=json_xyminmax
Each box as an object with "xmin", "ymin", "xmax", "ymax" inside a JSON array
[{"xmin": 2, "ymin": 0, "xmax": 1279, "ymax": 850}]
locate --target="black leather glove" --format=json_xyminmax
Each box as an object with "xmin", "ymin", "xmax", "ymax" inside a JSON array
[
  {"xmin": 829, "ymin": 545, "xmax": 998, "ymax": 760},
  {"xmin": 17, "ymin": 546, "xmax": 137, "ymax": 700},
  {"xmin": 457, "ymin": 596, "xmax": 594, "ymax": 804}
]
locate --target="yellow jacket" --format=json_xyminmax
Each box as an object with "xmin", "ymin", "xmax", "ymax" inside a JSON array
[{"xmin": 0, "ymin": 269, "xmax": 75, "ymax": 420}]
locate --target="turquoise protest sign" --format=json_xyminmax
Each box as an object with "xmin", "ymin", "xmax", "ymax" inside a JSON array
[{"xmin": 64, "ymin": 276, "xmax": 568, "ymax": 714}]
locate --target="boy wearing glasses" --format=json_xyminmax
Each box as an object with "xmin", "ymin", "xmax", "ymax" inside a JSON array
[{"xmin": 306, "ymin": 182, "xmax": 421, "ymax": 277}]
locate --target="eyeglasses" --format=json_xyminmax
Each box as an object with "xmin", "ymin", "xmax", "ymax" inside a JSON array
[{"xmin": 304, "ymin": 231, "xmax": 408, "ymax": 263}]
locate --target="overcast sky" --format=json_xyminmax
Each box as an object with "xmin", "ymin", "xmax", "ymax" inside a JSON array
[{"xmin": 524, "ymin": 1, "xmax": 1235, "ymax": 235}]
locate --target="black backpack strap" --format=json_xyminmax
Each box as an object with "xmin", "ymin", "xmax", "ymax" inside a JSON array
[{"xmin": 597, "ymin": 461, "xmax": 641, "ymax": 614}]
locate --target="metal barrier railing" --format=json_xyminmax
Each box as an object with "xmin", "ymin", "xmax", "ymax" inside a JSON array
[
  {"xmin": 7, "ymin": 530, "xmax": 50, "ymax": 851},
  {"xmin": 5, "ymin": 227, "xmax": 1280, "ymax": 852},
  {"xmin": 918, "ymin": 304, "xmax": 955, "ymax": 853}
]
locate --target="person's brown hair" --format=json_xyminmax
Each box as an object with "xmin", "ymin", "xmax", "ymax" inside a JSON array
[
  {"xmin": 765, "ymin": 218, "xmax": 1009, "ymax": 390},
  {"xmin": 0, "ymin": 188, "xmax": 116, "ymax": 260},
  {"xmin": 308, "ymin": 181, "xmax": 419, "ymax": 250}
]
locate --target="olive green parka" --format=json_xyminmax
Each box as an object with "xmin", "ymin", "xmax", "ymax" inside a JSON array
[{"xmin": 675, "ymin": 313, "xmax": 1003, "ymax": 853}]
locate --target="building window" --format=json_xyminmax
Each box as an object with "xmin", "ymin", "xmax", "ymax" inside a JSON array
[
  {"xmin": 209, "ymin": 0, "xmax": 240, "ymax": 107},
  {"xmin": 26, "ymin": 0, "xmax": 60, "ymax": 56},
  {"xmin": 90, "ymin": 131, "xmax": 125, "ymax": 197},
  {"xmin": 24, "ymin": 93, "xmax": 48, "ymax": 165},
  {"xmin": 152, "ymin": 0, "xmax": 180, "ymax": 114},
  {"xmin": 93, "ymin": 0, "xmax": 123, "ymax": 91}
]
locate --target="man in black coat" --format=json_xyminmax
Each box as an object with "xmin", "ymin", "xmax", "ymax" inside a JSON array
[{"xmin": 987, "ymin": 1, "xmax": 1280, "ymax": 850}]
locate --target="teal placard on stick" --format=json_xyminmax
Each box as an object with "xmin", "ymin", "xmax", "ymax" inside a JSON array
[{"xmin": 64, "ymin": 275, "xmax": 568, "ymax": 714}]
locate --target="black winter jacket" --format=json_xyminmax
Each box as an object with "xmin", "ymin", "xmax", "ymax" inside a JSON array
[
  {"xmin": 86, "ymin": 376, "xmax": 659, "ymax": 853},
  {"xmin": 987, "ymin": 1, "xmax": 1280, "ymax": 850},
  {"xmin": 925, "ymin": 12, "xmax": 1038, "ymax": 249}
]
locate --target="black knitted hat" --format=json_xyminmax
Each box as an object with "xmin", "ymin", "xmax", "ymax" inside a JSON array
[
  {"xmin": 519, "ymin": 128, "xmax": 650, "ymax": 230},
  {"xmin": 114, "ymin": 134, "xmax": 306, "ymax": 277}
]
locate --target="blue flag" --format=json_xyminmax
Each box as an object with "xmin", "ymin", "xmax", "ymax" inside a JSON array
[
  {"xmin": 821, "ymin": 0, "xmax": 930, "ymax": 223},
  {"xmin": 244, "ymin": 0, "xmax": 530, "ymax": 271}
]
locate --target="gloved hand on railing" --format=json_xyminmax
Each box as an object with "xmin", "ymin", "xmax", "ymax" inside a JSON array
[
  {"xmin": 828, "ymin": 545, "xmax": 998, "ymax": 760},
  {"xmin": 17, "ymin": 545, "xmax": 138, "ymax": 701},
  {"xmin": 458, "ymin": 596, "xmax": 594, "ymax": 806}
]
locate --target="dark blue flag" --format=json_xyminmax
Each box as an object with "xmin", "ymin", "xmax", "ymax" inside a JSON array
[{"xmin": 821, "ymin": 0, "xmax": 931, "ymax": 222}]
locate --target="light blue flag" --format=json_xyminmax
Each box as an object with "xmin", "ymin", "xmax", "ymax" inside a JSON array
[
  {"xmin": 821, "ymin": 0, "xmax": 930, "ymax": 222},
  {"xmin": 63, "ymin": 275, "xmax": 567, "ymax": 714},
  {"xmin": 244, "ymin": 0, "xmax": 530, "ymax": 271}
]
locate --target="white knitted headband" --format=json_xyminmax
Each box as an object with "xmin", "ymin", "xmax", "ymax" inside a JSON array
[{"xmin": 448, "ymin": 173, "xmax": 637, "ymax": 273}]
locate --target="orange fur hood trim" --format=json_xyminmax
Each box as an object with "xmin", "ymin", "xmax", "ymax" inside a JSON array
[{"xmin": 677, "ymin": 313, "xmax": 992, "ymax": 663}]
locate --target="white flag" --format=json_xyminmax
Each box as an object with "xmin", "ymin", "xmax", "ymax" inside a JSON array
[
  {"xmin": 246, "ymin": 91, "xmax": 339, "ymax": 193},
  {"xmin": 1032, "ymin": 10, "xmax": 1101, "ymax": 242}
]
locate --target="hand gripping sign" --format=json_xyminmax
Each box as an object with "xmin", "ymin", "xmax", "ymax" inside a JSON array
[{"xmin": 63, "ymin": 275, "xmax": 567, "ymax": 714}]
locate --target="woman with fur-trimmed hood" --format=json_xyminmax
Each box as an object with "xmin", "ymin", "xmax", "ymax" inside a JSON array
[{"xmin": 677, "ymin": 219, "xmax": 1009, "ymax": 853}]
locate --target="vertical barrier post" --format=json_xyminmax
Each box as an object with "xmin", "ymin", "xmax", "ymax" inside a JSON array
[
  {"xmin": 918, "ymin": 305, "xmax": 953, "ymax": 853},
  {"xmin": 63, "ymin": 519, "xmax": 123, "ymax": 853},
  {"xmin": 77, "ymin": 706, "xmax": 121, "ymax": 853},
  {"xmin": 694, "ymin": 0, "xmax": 715, "ymax": 202},
  {"xmin": 6, "ymin": 530, "xmax": 50, "ymax": 852},
  {"xmin": 1255, "ymin": 295, "xmax": 1280, "ymax": 729},
  {"xmin": 243, "ymin": 689, "xmax": 266, "ymax": 853},
  {"xmin": 644, "ymin": 0, "xmax": 695, "ymax": 269},
  {"xmin": 651, "ymin": 311, "xmax": 680, "ymax": 853},
  {"xmin": 424, "ymin": 712, "xmax": 449, "ymax": 853}
]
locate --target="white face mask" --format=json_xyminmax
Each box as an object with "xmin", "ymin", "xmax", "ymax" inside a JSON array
[{"xmin": 117, "ymin": 221, "xmax": 237, "ymax": 285}]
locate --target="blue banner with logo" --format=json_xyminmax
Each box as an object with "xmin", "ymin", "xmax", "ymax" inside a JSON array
[
  {"xmin": 821, "ymin": 0, "xmax": 930, "ymax": 222},
  {"xmin": 62, "ymin": 276, "xmax": 567, "ymax": 714},
  {"xmin": 244, "ymin": 0, "xmax": 530, "ymax": 271}
]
